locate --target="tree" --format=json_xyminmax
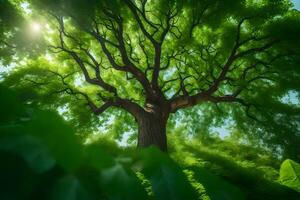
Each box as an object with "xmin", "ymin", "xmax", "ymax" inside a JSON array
[
  {"xmin": 0, "ymin": 0, "xmax": 44, "ymax": 65},
  {"xmin": 3, "ymin": 0, "xmax": 300, "ymax": 153},
  {"xmin": 0, "ymin": 0, "xmax": 22, "ymax": 64}
]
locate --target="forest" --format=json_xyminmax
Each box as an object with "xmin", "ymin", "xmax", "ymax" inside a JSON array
[{"xmin": 0, "ymin": 0, "xmax": 300, "ymax": 199}]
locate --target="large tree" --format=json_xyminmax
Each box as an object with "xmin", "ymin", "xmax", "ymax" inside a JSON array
[{"xmin": 3, "ymin": 0, "xmax": 300, "ymax": 153}]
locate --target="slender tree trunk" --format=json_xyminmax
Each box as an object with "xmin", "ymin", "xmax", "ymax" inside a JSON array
[{"xmin": 137, "ymin": 111, "xmax": 168, "ymax": 152}]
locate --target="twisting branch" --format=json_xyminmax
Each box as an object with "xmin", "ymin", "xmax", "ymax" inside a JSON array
[
  {"xmin": 44, "ymin": 2, "xmax": 284, "ymax": 126},
  {"xmin": 47, "ymin": 15, "xmax": 150, "ymax": 118},
  {"xmin": 89, "ymin": 16, "xmax": 153, "ymax": 96},
  {"xmin": 125, "ymin": 0, "xmax": 159, "ymax": 46},
  {"xmin": 208, "ymin": 95, "xmax": 261, "ymax": 122},
  {"xmin": 151, "ymin": 4, "xmax": 180, "ymax": 90},
  {"xmin": 50, "ymin": 16, "xmax": 119, "ymax": 95},
  {"xmin": 169, "ymin": 16, "xmax": 279, "ymax": 112}
]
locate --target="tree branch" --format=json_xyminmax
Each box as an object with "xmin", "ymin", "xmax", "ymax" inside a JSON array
[{"xmin": 168, "ymin": 17, "xmax": 279, "ymax": 112}]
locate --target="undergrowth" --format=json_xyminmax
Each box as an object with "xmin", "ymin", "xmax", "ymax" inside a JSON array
[{"xmin": 0, "ymin": 85, "xmax": 299, "ymax": 200}]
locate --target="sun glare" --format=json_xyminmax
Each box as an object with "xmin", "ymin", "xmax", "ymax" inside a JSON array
[{"xmin": 31, "ymin": 22, "xmax": 41, "ymax": 32}]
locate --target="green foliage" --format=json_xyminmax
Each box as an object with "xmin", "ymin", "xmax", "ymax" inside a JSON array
[
  {"xmin": 136, "ymin": 147, "xmax": 198, "ymax": 200},
  {"xmin": 0, "ymin": 0, "xmax": 23, "ymax": 65},
  {"xmin": 1, "ymin": 0, "xmax": 299, "ymax": 162},
  {"xmin": 0, "ymin": 0, "xmax": 46, "ymax": 65},
  {"xmin": 184, "ymin": 167, "xmax": 245, "ymax": 200},
  {"xmin": 169, "ymin": 132, "xmax": 300, "ymax": 199},
  {"xmin": 0, "ymin": 85, "xmax": 147, "ymax": 199},
  {"xmin": 0, "ymin": 85, "xmax": 191, "ymax": 199},
  {"xmin": 279, "ymin": 159, "xmax": 300, "ymax": 192},
  {"xmin": 0, "ymin": 85, "xmax": 299, "ymax": 199},
  {"xmin": 1, "ymin": 0, "xmax": 300, "ymax": 199}
]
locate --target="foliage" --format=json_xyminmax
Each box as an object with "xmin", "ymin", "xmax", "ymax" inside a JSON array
[
  {"xmin": 1, "ymin": 0, "xmax": 299, "ymax": 156},
  {"xmin": 0, "ymin": 85, "xmax": 195, "ymax": 199},
  {"xmin": 168, "ymin": 131, "xmax": 300, "ymax": 199},
  {"xmin": 1, "ymin": 0, "xmax": 300, "ymax": 199},
  {"xmin": 279, "ymin": 159, "xmax": 300, "ymax": 192},
  {"xmin": 0, "ymin": 0, "xmax": 45, "ymax": 66},
  {"xmin": 1, "ymin": 85, "xmax": 300, "ymax": 199}
]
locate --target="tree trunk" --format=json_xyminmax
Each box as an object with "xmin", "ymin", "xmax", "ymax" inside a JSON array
[{"xmin": 137, "ymin": 111, "xmax": 168, "ymax": 152}]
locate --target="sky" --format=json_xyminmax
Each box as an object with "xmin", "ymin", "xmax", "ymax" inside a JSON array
[{"xmin": 292, "ymin": 0, "xmax": 300, "ymax": 10}]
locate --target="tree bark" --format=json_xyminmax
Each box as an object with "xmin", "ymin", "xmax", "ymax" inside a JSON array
[{"xmin": 137, "ymin": 109, "xmax": 168, "ymax": 152}]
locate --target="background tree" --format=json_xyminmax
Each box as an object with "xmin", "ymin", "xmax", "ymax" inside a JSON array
[
  {"xmin": 3, "ymin": 0, "xmax": 300, "ymax": 155},
  {"xmin": 0, "ymin": 0, "xmax": 24, "ymax": 65}
]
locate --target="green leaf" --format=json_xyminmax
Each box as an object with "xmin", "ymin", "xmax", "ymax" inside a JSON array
[
  {"xmin": 279, "ymin": 159, "xmax": 300, "ymax": 192},
  {"xmin": 0, "ymin": 134, "xmax": 55, "ymax": 173},
  {"xmin": 50, "ymin": 175, "xmax": 95, "ymax": 200},
  {"xmin": 82, "ymin": 144, "xmax": 115, "ymax": 169},
  {"xmin": 100, "ymin": 163, "xmax": 149, "ymax": 200},
  {"xmin": 137, "ymin": 147, "xmax": 198, "ymax": 200}
]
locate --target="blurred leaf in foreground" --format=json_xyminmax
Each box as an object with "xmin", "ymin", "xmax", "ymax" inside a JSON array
[{"xmin": 280, "ymin": 159, "xmax": 300, "ymax": 192}]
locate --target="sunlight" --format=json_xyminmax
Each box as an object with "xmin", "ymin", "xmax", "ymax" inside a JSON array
[
  {"xmin": 31, "ymin": 22, "xmax": 41, "ymax": 33},
  {"xmin": 20, "ymin": 2, "xmax": 32, "ymax": 14}
]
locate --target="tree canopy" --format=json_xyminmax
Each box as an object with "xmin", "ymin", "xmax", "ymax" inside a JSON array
[{"xmin": 1, "ymin": 0, "xmax": 300, "ymax": 158}]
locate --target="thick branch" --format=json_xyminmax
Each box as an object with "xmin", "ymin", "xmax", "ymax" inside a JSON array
[
  {"xmin": 125, "ymin": 0, "xmax": 158, "ymax": 46},
  {"xmin": 151, "ymin": 6, "xmax": 178, "ymax": 90},
  {"xmin": 89, "ymin": 97, "xmax": 145, "ymax": 119}
]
